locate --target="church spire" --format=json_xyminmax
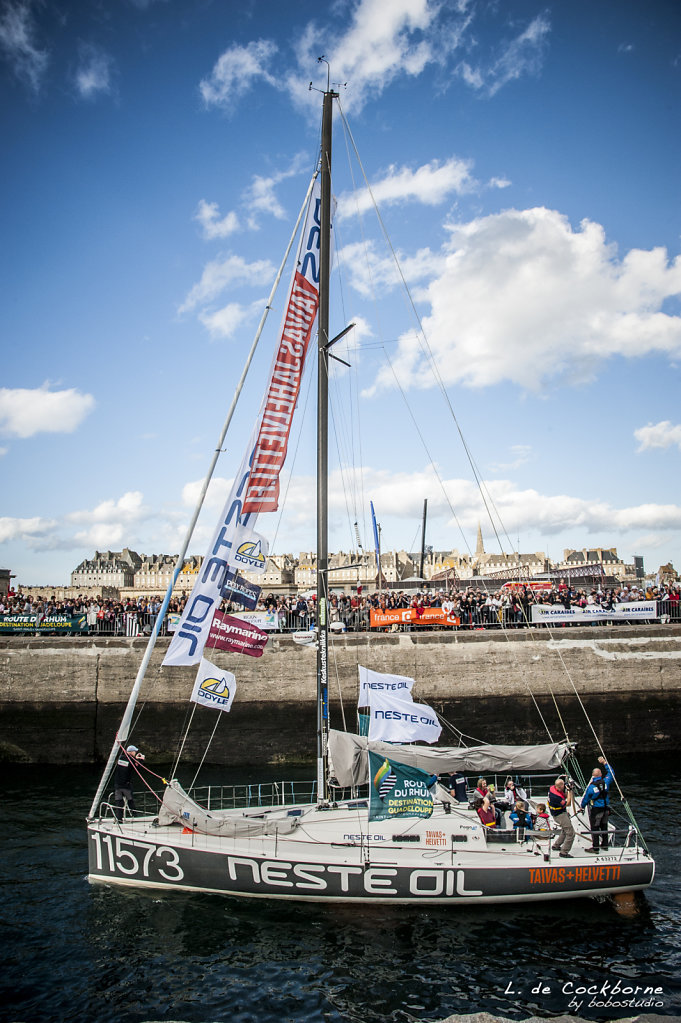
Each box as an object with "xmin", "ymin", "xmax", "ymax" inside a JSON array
[{"xmin": 475, "ymin": 523, "xmax": 484, "ymax": 559}]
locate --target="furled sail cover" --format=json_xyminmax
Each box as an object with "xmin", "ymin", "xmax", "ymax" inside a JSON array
[
  {"xmin": 157, "ymin": 780, "xmax": 298, "ymax": 837},
  {"xmin": 328, "ymin": 730, "xmax": 571, "ymax": 789}
]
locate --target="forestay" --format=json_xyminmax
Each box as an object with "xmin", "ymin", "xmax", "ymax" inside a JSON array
[{"xmin": 328, "ymin": 730, "xmax": 571, "ymax": 788}]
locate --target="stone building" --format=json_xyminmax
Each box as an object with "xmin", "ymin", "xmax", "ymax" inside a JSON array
[
  {"xmin": 294, "ymin": 553, "xmax": 317, "ymax": 591},
  {"xmin": 133, "ymin": 554, "xmax": 203, "ymax": 595},
  {"xmin": 0, "ymin": 569, "xmax": 13, "ymax": 598},
  {"xmin": 450, "ymin": 526, "xmax": 551, "ymax": 583},
  {"xmin": 555, "ymin": 547, "xmax": 637, "ymax": 585},
  {"xmin": 240, "ymin": 554, "xmax": 296, "ymax": 591},
  {"xmin": 71, "ymin": 549, "xmax": 142, "ymax": 589}
]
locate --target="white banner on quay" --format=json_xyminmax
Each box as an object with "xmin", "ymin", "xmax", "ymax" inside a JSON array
[
  {"xmin": 531, "ymin": 601, "xmax": 657, "ymax": 625},
  {"xmin": 231, "ymin": 611, "xmax": 280, "ymax": 631}
]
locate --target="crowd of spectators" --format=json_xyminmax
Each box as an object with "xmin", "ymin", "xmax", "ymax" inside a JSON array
[
  {"xmin": 226, "ymin": 580, "xmax": 681, "ymax": 632},
  {"xmin": 0, "ymin": 593, "xmax": 172, "ymax": 634},
  {"xmin": 1, "ymin": 579, "xmax": 679, "ymax": 635}
]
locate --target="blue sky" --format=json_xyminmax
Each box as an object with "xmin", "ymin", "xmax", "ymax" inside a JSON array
[{"xmin": 1, "ymin": 0, "xmax": 680, "ymax": 586}]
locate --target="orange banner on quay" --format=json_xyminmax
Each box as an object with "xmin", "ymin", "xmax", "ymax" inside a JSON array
[{"xmin": 370, "ymin": 607, "xmax": 460, "ymax": 628}]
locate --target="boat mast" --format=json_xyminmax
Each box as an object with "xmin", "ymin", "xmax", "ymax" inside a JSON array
[
  {"xmin": 316, "ymin": 86, "xmax": 337, "ymax": 804},
  {"xmin": 419, "ymin": 498, "xmax": 428, "ymax": 580}
]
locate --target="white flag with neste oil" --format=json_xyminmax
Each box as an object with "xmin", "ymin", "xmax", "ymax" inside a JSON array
[
  {"xmin": 358, "ymin": 665, "xmax": 415, "ymax": 706},
  {"xmin": 190, "ymin": 658, "xmax": 237, "ymax": 713}
]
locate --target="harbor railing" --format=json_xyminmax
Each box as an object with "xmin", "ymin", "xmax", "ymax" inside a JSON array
[{"xmin": 1, "ymin": 600, "xmax": 679, "ymax": 636}]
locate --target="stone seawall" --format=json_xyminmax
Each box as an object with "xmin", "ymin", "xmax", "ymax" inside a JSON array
[{"xmin": 1, "ymin": 625, "xmax": 680, "ymax": 764}]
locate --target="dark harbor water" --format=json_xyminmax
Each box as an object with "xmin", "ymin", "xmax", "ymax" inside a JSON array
[{"xmin": 2, "ymin": 754, "xmax": 680, "ymax": 1023}]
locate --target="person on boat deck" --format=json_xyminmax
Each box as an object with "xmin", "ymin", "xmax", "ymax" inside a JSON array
[
  {"xmin": 474, "ymin": 778, "xmax": 489, "ymax": 801},
  {"xmin": 580, "ymin": 756, "xmax": 614, "ymax": 853},
  {"xmin": 534, "ymin": 803, "xmax": 551, "ymax": 831},
  {"xmin": 548, "ymin": 777, "xmax": 575, "ymax": 857},
  {"xmin": 449, "ymin": 772, "xmax": 468, "ymax": 803},
  {"xmin": 113, "ymin": 744, "xmax": 145, "ymax": 821},
  {"xmin": 509, "ymin": 800, "xmax": 533, "ymax": 833},
  {"xmin": 476, "ymin": 796, "xmax": 497, "ymax": 828},
  {"xmin": 503, "ymin": 778, "xmax": 528, "ymax": 809}
]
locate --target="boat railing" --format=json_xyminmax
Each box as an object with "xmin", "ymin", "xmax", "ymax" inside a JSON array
[
  {"xmin": 188, "ymin": 780, "xmax": 318, "ymax": 811},
  {"xmin": 97, "ymin": 779, "xmax": 318, "ymax": 820},
  {"xmin": 127, "ymin": 780, "xmax": 319, "ymax": 816}
]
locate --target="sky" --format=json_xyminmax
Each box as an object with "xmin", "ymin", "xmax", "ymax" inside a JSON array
[{"xmin": 1, "ymin": 0, "xmax": 680, "ymax": 586}]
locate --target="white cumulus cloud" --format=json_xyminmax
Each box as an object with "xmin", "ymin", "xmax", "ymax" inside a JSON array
[
  {"xmin": 338, "ymin": 239, "xmax": 444, "ymax": 299},
  {"xmin": 198, "ymin": 299, "xmax": 266, "ymax": 340},
  {"xmin": 292, "ymin": 0, "xmax": 439, "ymax": 114},
  {"xmin": 338, "ymin": 157, "xmax": 477, "ymax": 219},
  {"xmin": 0, "ymin": 515, "xmax": 57, "ymax": 544},
  {"xmin": 199, "ymin": 39, "xmax": 278, "ymax": 110},
  {"xmin": 194, "ymin": 200, "xmax": 240, "ymax": 240},
  {"xmin": 179, "ymin": 255, "xmax": 274, "ymax": 314},
  {"xmin": 368, "ymin": 207, "xmax": 681, "ymax": 393},
  {"xmin": 0, "ymin": 385, "xmax": 95, "ymax": 438},
  {"xmin": 67, "ymin": 491, "xmax": 151, "ymax": 550},
  {"xmin": 635, "ymin": 421, "xmax": 681, "ymax": 452}
]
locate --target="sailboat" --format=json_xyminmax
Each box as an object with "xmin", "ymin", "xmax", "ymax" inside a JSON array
[{"xmin": 87, "ymin": 84, "xmax": 655, "ymax": 904}]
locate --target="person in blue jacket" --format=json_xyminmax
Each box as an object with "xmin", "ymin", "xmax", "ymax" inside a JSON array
[
  {"xmin": 509, "ymin": 800, "xmax": 533, "ymax": 837},
  {"xmin": 580, "ymin": 756, "xmax": 614, "ymax": 852}
]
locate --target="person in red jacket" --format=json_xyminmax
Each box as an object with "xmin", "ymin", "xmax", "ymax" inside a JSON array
[
  {"xmin": 476, "ymin": 796, "xmax": 497, "ymax": 828},
  {"xmin": 548, "ymin": 776, "xmax": 575, "ymax": 857}
]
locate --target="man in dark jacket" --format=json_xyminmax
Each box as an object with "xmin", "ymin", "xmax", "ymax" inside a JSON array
[
  {"xmin": 113, "ymin": 744, "xmax": 145, "ymax": 820},
  {"xmin": 580, "ymin": 756, "xmax": 614, "ymax": 852}
]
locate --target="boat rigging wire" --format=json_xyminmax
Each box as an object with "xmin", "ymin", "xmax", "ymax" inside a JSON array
[
  {"xmin": 189, "ymin": 712, "xmax": 224, "ymax": 791},
  {"xmin": 335, "ymin": 109, "xmax": 641, "ymax": 797},
  {"xmin": 338, "ymin": 101, "xmax": 520, "ymax": 560},
  {"xmin": 335, "ymin": 104, "xmax": 639, "ymax": 784}
]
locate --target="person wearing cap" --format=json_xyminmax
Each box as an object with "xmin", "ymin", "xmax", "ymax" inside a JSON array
[{"xmin": 113, "ymin": 743, "xmax": 145, "ymax": 821}]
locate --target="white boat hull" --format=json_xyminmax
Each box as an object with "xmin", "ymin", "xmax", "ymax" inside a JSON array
[{"xmin": 87, "ymin": 803, "xmax": 654, "ymax": 904}]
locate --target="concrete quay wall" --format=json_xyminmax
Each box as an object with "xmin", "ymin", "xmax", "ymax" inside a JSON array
[{"xmin": 1, "ymin": 625, "xmax": 680, "ymax": 764}]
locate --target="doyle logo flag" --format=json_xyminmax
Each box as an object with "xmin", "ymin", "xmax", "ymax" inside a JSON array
[
  {"xmin": 368, "ymin": 751, "xmax": 434, "ymax": 822},
  {"xmin": 190, "ymin": 658, "xmax": 237, "ymax": 713},
  {"xmin": 208, "ymin": 611, "xmax": 268, "ymax": 658},
  {"xmin": 231, "ymin": 527, "xmax": 269, "ymax": 573},
  {"xmin": 358, "ymin": 665, "xmax": 415, "ymax": 707},
  {"xmin": 242, "ymin": 177, "xmax": 323, "ymax": 514}
]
